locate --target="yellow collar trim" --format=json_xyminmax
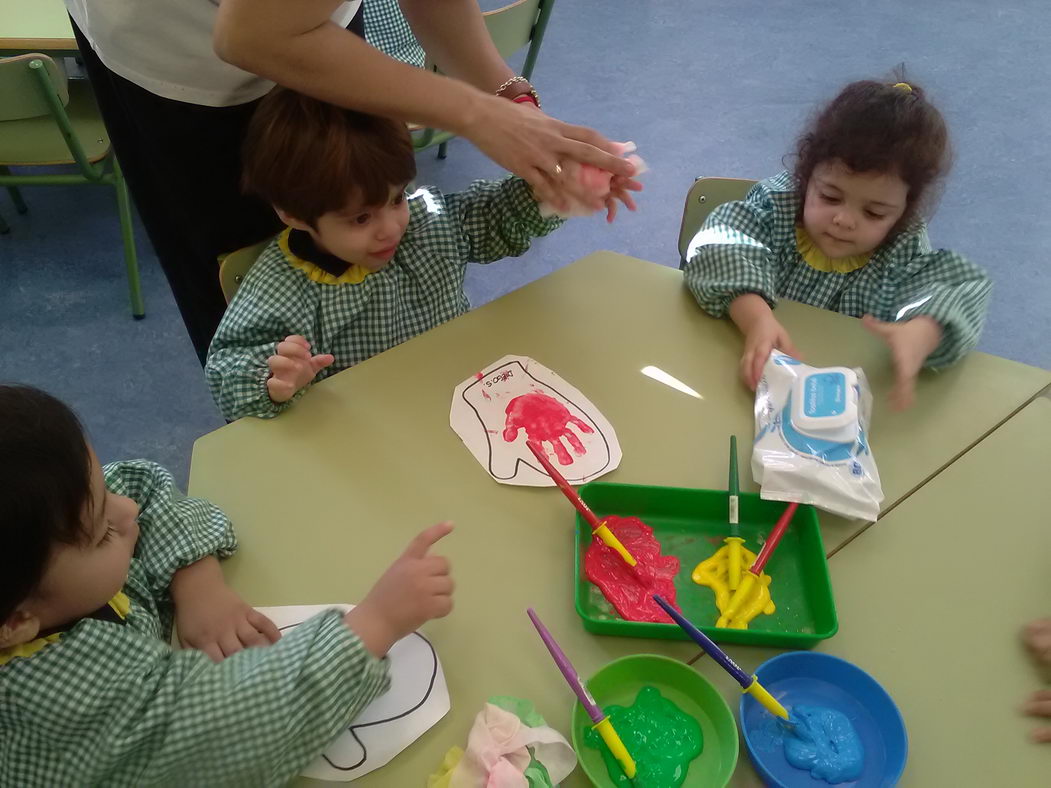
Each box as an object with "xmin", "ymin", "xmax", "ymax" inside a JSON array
[
  {"xmin": 796, "ymin": 226, "xmax": 871, "ymax": 273},
  {"xmin": 0, "ymin": 633, "xmax": 61, "ymax": 666},
  {"xmin": 0, "ymin": 591, "xmax": 131, "ymax": 667},
  {"xmin": 278, "ymin": 228, "xmax": 371, "ymax": 285},
  {"xmin": 108, "ymin": 590, "xmax": 131, "ymax": 620}
]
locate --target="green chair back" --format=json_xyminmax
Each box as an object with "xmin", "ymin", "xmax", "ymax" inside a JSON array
[
  {"xmin": 677, "ymin": 177, "xmax": 757, "ymax": 267},
  {"xmin": 0, "ymin": 54, "xmax": 68, "ymax": 122},
  {"xmin": 0, "ymin": 54, "xmax": 144, "ymax": 317},
  {"xmin": 219, "ymin": 238, "xmax": 272, "ymax": 302}
]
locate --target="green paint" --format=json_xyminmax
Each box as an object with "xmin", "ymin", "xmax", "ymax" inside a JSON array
[{"xmin": 584, "ymin": 686, "xmax": 703, "ymax": 787}]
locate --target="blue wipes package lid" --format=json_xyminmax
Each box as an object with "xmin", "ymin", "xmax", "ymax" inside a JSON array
[{"xmin": 791, "ymin": 368, "xmax": 859, "ymax": 443}]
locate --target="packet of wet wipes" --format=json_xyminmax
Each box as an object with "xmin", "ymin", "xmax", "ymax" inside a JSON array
[{"xmin": 752, "ymin": 351, "xmax": 883, "ymax": 521}]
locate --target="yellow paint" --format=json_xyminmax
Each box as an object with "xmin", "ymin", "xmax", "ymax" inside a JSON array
[{"xmin": 691, "ymin": 544, "xmax": 775, "ymax": 629}]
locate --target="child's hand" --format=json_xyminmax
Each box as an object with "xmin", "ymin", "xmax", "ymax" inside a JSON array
[
  {"xmin": 171, "ymin": 556, "xmax": 281, "ymax": 662},
  {"xmin": 862, "ymin": 316, "xmax": 942, "ymax": 410},
  {"xmin": 266, "ymin": 335, "xmax": 335, "ymax": 403},
  {"xmin": 604, "ymin": 174, "xmax": 642, "ymax": 223},
  {"xmin": 344, "ymin": 521, "xmax": 454, "ymax": 658},
  {"xmin": 729, "ymin": 294, "xmax": 799, "ymax": 390},
  {"xmin": 1024, "ymin": 618, "xmax": 1051, "ymax": 676},
  {"xmin": 741, "ymin": 316, "xmax": 799, "ymax": 390},
  {"xmin": 1023, "ymin": 690, "xmax": 1051, "ymax": 742}
]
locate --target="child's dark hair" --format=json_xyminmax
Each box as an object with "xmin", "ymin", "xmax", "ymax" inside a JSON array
[
  {"xmin": 0, "ymin": 385, "xmax": 93, "ymax": 625},
  {"xmin": 794, "ymin": 75, "xmax": 950, "ymax": 228},
  {"xmin": 242, "ymin": 87, "xmax": 417, "ymax": 227}
]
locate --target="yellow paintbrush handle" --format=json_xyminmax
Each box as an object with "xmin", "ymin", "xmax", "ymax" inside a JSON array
[
  {"xmin": 725, "ymin": 537, "xmax": 745, "ymax": 590},
  {"xmin": 744, "ymin": 676, "xmax": 790, "ymax": 719},
  {"xmin": 593, "ymin": 523, "xmax": 637, "ymax": 566},
  {"xmin": 593, "ymin": 717, "xmax": 637, "ymax": 778},
  {"xmin": 722, "ymin": 571, "xmax": 758, "ymax": 622}
]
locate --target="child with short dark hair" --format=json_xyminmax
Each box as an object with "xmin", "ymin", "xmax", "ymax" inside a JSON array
[
  {"xmin": 0, "ymin": 385, "xmax": 454, "ymax": 784},
  {"xmin": 684, "ymin": 76, "xmax": 991, "ymax": 409},
  {"xmin": 206, "ymin": 87, "xmax": 567, "ymax": 421}
]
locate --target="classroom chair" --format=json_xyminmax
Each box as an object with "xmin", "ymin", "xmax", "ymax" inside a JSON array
[
  {"xmin": 0, "ymin": 53, "xmax": 145, "ymax": 318},
  {"xmin": 677, "ymin": 177, "xmax": 757, "ymax": 269},
  {"xmin": 411, "ymin": 0, "xmax": 557, "ymax": 159},
  {"xmin": 218, "ymin": 238, "xmax": 271, "ymax": 303}
]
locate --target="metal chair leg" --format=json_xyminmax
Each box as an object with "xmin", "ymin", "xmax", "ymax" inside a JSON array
[
  {"xmin": 112, "ymin": 157, "xmax": 145, "ymax": 319},
  {"xmin": 437, "ymin": 141, "xmax": 448, "ymax": 160}
]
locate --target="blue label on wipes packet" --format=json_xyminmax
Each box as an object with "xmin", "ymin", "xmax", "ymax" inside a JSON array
[{"xmin": 803, "ymin": 373, "xmax": 846, "ymax": 418}]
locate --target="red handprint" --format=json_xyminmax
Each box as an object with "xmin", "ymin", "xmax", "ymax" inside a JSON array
[{"xmin": 502, "ymin": 391, "xmax": 594, "ymax": 465}]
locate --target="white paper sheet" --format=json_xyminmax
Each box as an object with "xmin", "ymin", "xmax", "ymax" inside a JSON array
[
  {"xmin": 450, "ymin": 355, "xmax": 621, "ymax": 486},
  {"xmin": 257, "ymin": 605, "xmax": 449, "ymax": 782}
]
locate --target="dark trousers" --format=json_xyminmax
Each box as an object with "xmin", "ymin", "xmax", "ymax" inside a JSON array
[{"xmin": 72, "ymin": 21, "xmax": 283, "ymax": 365}]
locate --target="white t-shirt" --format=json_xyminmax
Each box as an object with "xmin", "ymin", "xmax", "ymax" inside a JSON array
[{"xmin": 66, "ymin": 0, "xmax": 363, "ymax": 107}]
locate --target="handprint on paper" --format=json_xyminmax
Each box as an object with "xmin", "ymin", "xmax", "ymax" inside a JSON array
[
  {"xmin": 451, "ymin": 356, "xmax": 620, "ymax": 485},
  {"xmin": 503, "ymin": 391, "xmax": 594, "ymax": 465}
]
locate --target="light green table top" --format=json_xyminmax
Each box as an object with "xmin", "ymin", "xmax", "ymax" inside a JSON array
[
  {"xmin": 811, "ymin": 395, "xmax": 1051, "ymax": 786},
  {"xmin": 1, "ymin": 0, "xmax": 76, "ymax": 53},
  {"xmin": 188, "ymin": 252, "xmax": 1051, "ymax": 786}
]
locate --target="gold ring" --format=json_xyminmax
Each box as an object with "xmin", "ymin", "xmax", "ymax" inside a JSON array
[{"xmin": 553, "ymin": 163, "xmax": 563, "ymax": 177}]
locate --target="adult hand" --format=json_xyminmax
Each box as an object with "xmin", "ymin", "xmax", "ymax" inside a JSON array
[{"xmin": 467, "ymin": 98, "xmax": 636, "ymax": 210}]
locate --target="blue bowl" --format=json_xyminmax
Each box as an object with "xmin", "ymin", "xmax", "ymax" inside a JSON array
[{"xmin": 739, "ymin": 652, "xmax": 907, "ymax": 787}]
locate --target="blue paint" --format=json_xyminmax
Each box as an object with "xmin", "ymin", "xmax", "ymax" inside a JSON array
[
  {"xmin": 782, "ymin": 705, "xmax": 864, "ymax": 783},
  {"xmin": 755, "ymin": 705, "xmax": 864, "ymax": 784}
]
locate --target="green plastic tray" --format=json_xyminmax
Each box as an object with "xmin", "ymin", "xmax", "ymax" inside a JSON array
[{"xmin": 574, "ymin": 482, "xmax": 838, "ymax": 648}]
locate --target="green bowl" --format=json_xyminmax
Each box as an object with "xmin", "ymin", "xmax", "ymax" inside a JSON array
[{"xmin": 571, "ymin": 654, "xmax": 739, "ymax": 787}]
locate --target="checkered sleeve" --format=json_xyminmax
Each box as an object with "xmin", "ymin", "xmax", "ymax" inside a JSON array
[
  {"xmin": 103, "ymin": 461, "xmax": 237, "ymax": 597},
  {"xmin": 890, "ymin": 248, "xmax": 992, "ymax": 368},
  {"xmin": 443, "ymin": 176, "xmax": 565, "ymax": 264},
  {"xmin": 683, "ymin": 182, "xmax": 780, "ymax": 318},
  {"xmin": 206, "ymin": 251, "xmax": 316, "ymax": 421},
  {"xmin": 364, "ymin": 0, "xmax": 426, "ymax": 67},
  {"xmin": 1, "ymin": 610, "xmax": 389, "ymax": 786}
]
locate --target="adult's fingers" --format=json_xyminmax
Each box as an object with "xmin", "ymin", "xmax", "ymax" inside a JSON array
[{"xmin": 556, "ymin": 123, "xmax": 634, "ymax": 176}]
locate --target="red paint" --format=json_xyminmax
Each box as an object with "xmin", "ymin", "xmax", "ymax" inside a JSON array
[
  {"xmin": 503, "ymin": 391, "xmax": 593, "ymax": 465},
  {"xmin": 585, "ymin": 516, "xmax": 680, "ymax": 623},
  {"xmin": 475, "ymin": 372, "xmax": 484, "ymax": 380}
]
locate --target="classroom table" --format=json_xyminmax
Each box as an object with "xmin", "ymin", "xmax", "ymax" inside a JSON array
[
  {"xmin": 1, "ymin": 0, "xmax": 76, "ymax": 54},
  {"xmin": 187, "ymin": 252, "xmax": 1051, "ymax": 786},
  {"xmin": 807, "ymin": 395, "xmax": 1048, "ymax": 786}
]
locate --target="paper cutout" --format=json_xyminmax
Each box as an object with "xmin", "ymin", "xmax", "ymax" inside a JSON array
[
  {"xmin": 257, "ymin": 605, "xmax": 449, "ymax": 782},
  {"xmin": 450, "ymin": 355, "xmax": 622, "ymax": 486}
]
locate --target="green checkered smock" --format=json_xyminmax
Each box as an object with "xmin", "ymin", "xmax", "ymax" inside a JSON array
[
  {"xmin": 683, "ymin": 171, "xmax": 992, "ymax": 368},
  {"xmin": 364, "ymin": 0, "xmax": 425, "ymax": 68},
  {"xmin": 206, "ymin": 177, "xmax": 563, "ymax": 420},
  {"xmin": 0, "ymin": 461, "xmax": 389, "ymax": 787}
]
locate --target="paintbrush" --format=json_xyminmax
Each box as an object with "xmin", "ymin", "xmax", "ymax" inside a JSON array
[
  {"xmin": 527, "ymin": 439, "xmax": 637, "ymax": 567},
  {"xmin": 653, "ymin": 595, "xmax": 790, "ymax": 722},
  {"xmin": 719, "ymin": 501, "xmax": 799, "ymax": 625},
  {"xmin": 725, "ymin": 435, "xmax": 745, "ymax": 590},
  {"xmin": 526, "ymin": 608, "xmax": 636, "ymax": 779}
]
